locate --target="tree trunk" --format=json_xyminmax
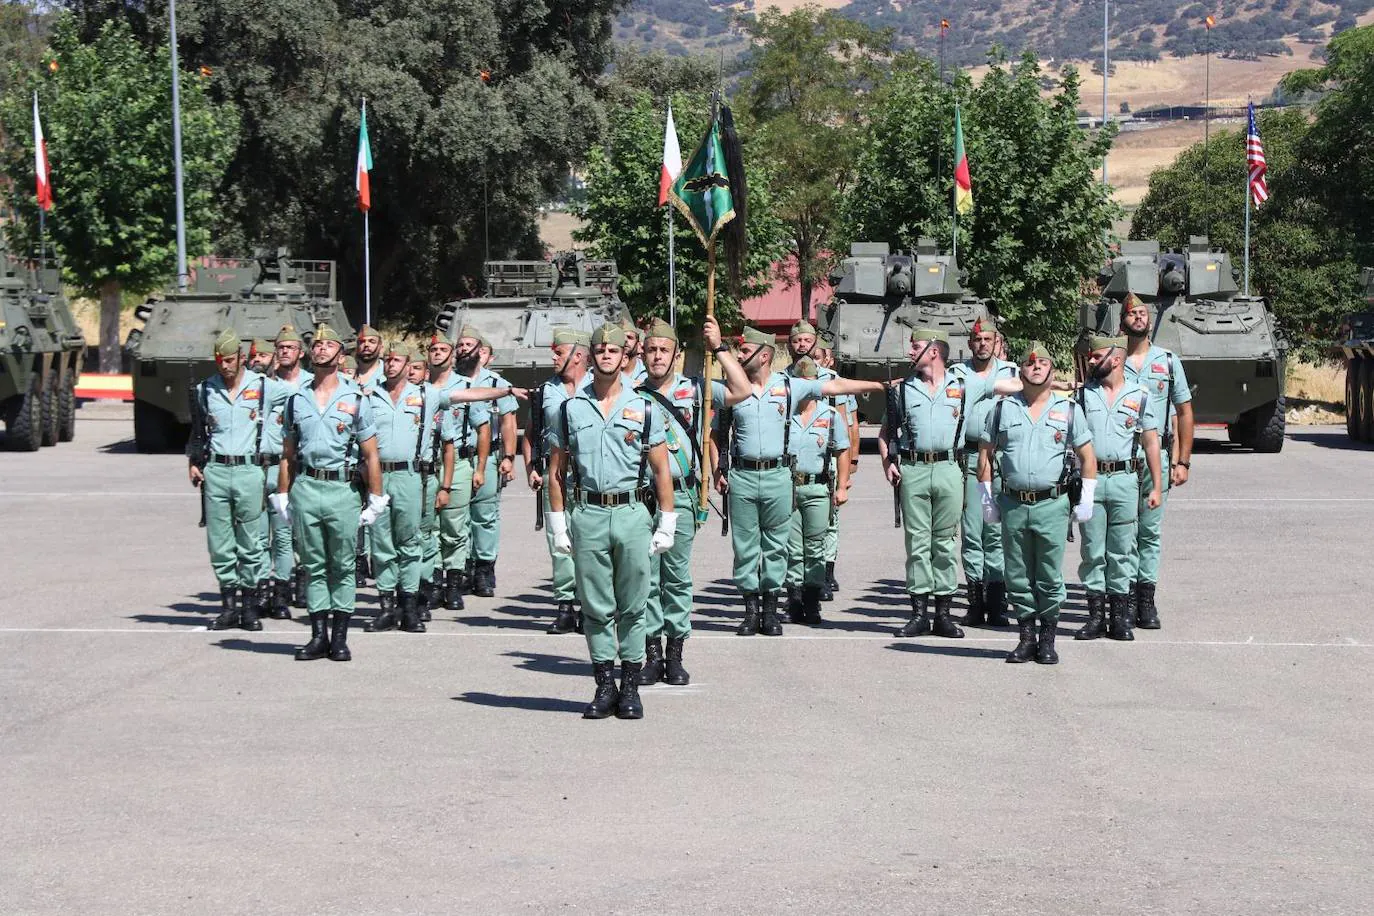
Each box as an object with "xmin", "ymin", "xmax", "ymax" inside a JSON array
[
  {"xmin": 799, "ymin": 273, "xmax": 813, "ymax": 324},
  {"xmin": 98, "ymin": 278, "xmax": 123, "ymax": 374}
]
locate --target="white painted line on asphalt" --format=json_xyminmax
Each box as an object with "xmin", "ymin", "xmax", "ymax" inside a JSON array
[
  {"xmin": 840, "ymin": 496, "xmax": 1374, "ymax": 503},
  {"xmin": 0, "ymin": 491, "xmax": 198, "ymax": 498}
]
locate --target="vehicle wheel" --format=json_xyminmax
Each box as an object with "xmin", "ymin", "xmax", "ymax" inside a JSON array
[
  {"xmin": 1226, "ymin": 423, "xmax": 1245, "ymax": 444},
  {"xmin": 134, "ymin": 400, "xmax": 176, "ymax": 453},
  {"xmin": 1245, "ymin": 395, "xmax": 1286, "ymax": 454},
  {"xmin": 1358, "ymin": 359, "xmax": 1374, "ymax": 443},
  {"xmin": 40, "ymin": 369, "xmax": 60, "ymax": 446},
  {"xmin": 5, "ymin": 371, "xmax": 43, "ymax": 451},
  {"xmin": 1346, "ymin": 358, "xmax": 1361, "ymax": 440},
  {"xmin": 58, "ymin": 370, "xmax": 76, "ymax": 442}
]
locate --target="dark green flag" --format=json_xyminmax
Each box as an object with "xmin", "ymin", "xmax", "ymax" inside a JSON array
[{"xmin": 669, "ymin": 117, "xmax": 737, "ymax": 251}]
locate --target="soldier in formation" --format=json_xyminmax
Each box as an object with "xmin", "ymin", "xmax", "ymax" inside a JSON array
[{"xmin": 464, "ymin": 328, "xmax": 520, "ymax": 599}]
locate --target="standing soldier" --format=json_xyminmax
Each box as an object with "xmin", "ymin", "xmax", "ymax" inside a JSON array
[
  {"xmin": 1120, "ymin": 292, "xmax": 1194, "ymax": 628},
  {"xmin": 636, "ymin": 317, "xmax": 750, "ymax": 683},
  {"xmin": 271, "ymin": 324, "xmax": 387, "ymax": 662},
  {"xmin": 523, "ymin": 328, "xmax": 591, "ymax": 635},
  {"xmin": 546, "ymin": 324, "xmax": 677, "ymax": 719},
  {"xmin": 956, "ymin": 318, "xmax": 1020, "ymax": 627},
  {"xmin": 977, "ymin": 343, "xmax": 1097, "ymax": 665},
  {"xmin": 463, "ymin": 327, "xmax": 520, "ymax": 598},
  {"xmin": 813, "ymin": 330, "xmax": 857, "ymax": 600},
  {"xmin": 620, "ymin": 316, "xmax": 648, "ymax": 384},
  {"xmin": 410, "ymin": 344, "xmax": 455, "ymax": 619},
  {"xmin": 353, "ymin": 324, "xmax": 384, "ymax": 387},
  {"xmin": 247, "ymin": 339, "xmax": 275, "ymax": 374},
  {"xmin": 1074, "ymin": 334, "xmax": 1164, "ymax": 642},
  {"xmin": 188, "ymin": 329, "xmax": 289, "ymax": 631},
  {"xmin": 712, "ymin": 327, "xmax": 885, "ymax": 636},
  {"xmin": 260, "ymin": 326, "xmax": 313, "ymax": 618},
  {"xmin": 431, "ymin": 332, "xmax": 492, "ymax": 611},
  {"xmin": 783, "ymin": 357, "xmax": 851, "ymax": 626}
]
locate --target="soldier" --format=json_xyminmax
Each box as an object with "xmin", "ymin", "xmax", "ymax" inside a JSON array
[
  {"xmin": 339, "ymin": 354, "xmax": 356, "ymax": 378},
  {"xmin": 406, "ymin": 349, "xmax": 429, "ymax": 385},
  {"xmin": 546, "ymin": 324, "xmax": 677, "ymax": 719},
  {"xmin": 523, "ymin": 328, "xmax": 591, "ymax": 635},
  {"xmin": 188, "ymin": 329, "xmax": 290, "ymax": 631},
  {"xmin": 247, "ymin": 339, "xmax": 275, "ymax": 374},
  {"xmin": 956, "ymin": 318, "xmax": 1020, "ymax": 627},
  {"xmin": 353, "ymin": 324, "xmax": 384, "ymax": 387},
  {"xmin": 429, "ymin": 332, "xmax": 491, "ymax": 611},
  {"xmin": 977, "ymin": 343, "xmax": 1097, "ymax": 665},
  {"xmin": 260, "ymin": 326, "xmax": 313, "ymax": 618},
  {"xmin": 711, "ymin": 326, "xmax": 886, "ymax": 636},
  {"xmin": 813, "ymin": 330, "xmax": 857, "ymax": 600},
  {"xmin": 620, "ymin": 316, "xmax": 648, "ymax": 384},
  {"xmin": 463, "ymin": 327, "xmax": 520, "ymax": 598},
  {"xmin": 1074, "ymin": 334, "xmax": 1164, "ymax": 642},
  {"xmin": 410, "ymin": 343, "xmax": 455, "ymax": 619},
  {"xmin": 1120, "ymin": 292, "xmax": 1194, "ymax": 628},
  {"xmin": 636, "ymin": 316, "xmax": 750, "ymax": 683},
  {"xmin": 270, "ymin": 324, "xmax": 387, "ymax": 662},
  {"xmin": 784, "ymin": 357, "xmax": 851, "ymax": 626}
]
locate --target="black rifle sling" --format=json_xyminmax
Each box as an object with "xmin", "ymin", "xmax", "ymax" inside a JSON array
[
  {"xmin": 952, "ymin": 378, "xmax": 967, "ymax": 449},
  {"xmin": 198, "ymin": 382, "xmax": 211, "ymax": 456},
  {"xmin": 636, "ymin": 396, "xmax": 653, "ymax": 490},
  {"xmin": 638, "ymin": 382, "xmax": 702, "ymax": 475},
  {"xmin": 560, "ymin": 399, "xmax": 582, "ymax": 493},
  {"xmin": 1163, "ymin": 353, "xmax": 1175, "ymax": 450},
  {"xmin": 415, "ymin": 382, "xmax": 428, "ymax": 468},
  {"xmin": 345, "ymin": 392, "xmax": 363, "ymax": 474},
  {"xmin": 253, "ymin": 378, "xmax": 266, "ymax": 459},
  {"xmin": 782, "ymin": 377, "xmax": 792, "ymax": 461}
]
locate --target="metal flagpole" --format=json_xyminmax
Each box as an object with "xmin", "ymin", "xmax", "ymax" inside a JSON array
[
  {"xmin": 1243, "ymin": 158, "xmax": 1251, "ymax": 297},
  {"xmin": 668, "ymin": 207, "xmax": 676, "ymax": 327},
  {"xmin": 952, "ymin": 102, "xmax": 959, "ymax": 265},
  {"xmin": 1102, "ymin": 0, "xmax": 1109, "ymax": 187},
  {"xmin": 169, "ymin": 0, "xmax": 188, "ymax": 291},
  {"xmin": 1204, "ymin": 15, "xmax": 1213, "ymax": 238},
  {"xmin": 362, "ymin": 97, "xmax": 372, "ymax": 326}
]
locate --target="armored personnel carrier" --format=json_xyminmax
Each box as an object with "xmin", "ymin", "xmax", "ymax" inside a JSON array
[
  {"xmin": 433, "ymin": 250, "xmax": 630, "ymax": 392},
  {"xmin": 0, "ymin": 248, "xmax": 85, "ymax": 451},
  {"xmin": 123, "ymin": 251, "xmax": 353, "ymax": 452},
  {"xmin": 1338, "ymin": 267, "xmax": 1374, "ymax": 443},
  {"xmin": 818, "ymin": 239, "xmax": 995, "ymax": 423},
  {"xmin": 1079, "ymin": 236, "xmax": 1288, "ymax": 452}
]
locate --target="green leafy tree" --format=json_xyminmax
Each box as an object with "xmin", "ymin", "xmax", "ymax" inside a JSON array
[
  {"xmin": 0, "ymin": 15, "xmax": 237, "ymax": 371},
  {"xmin": 842, "ymin": 51, "xmax": 1119, "ymax": 349},
  {"xmin": 0, "ymin": 1, "xmax": 52, "ymax": 100},
  {"xmin": 738, "ymin": 5, "xmax": 894, "ymax": 320}
]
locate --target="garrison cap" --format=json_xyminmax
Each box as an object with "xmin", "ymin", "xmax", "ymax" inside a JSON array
[
  {"xmin": 213, "ymin": 328, "xmax": 242, "ymax": 358},
  {"xmin": 642, "ymin": 319, "xmax": 678, "ymax": 345},
  {"xmin": 339, "ymin": 354, "xmax": 356, "ymax": 372},
  {"xmin": 789, "ymin": 319, "xmax": 817, "ymax": 339},
  {"xmin": 571, "ymin": 330, "xmax": 591, "ymax": 348},
  {"xmin": 1022, "ymin": 340, "xmax": 1053, "ymax": 364},
  {"xmin": 911, "ymin": 327, "xmax": 949, "ymax": 344},
  {"xmin": 971, "ymin": 315, "xmax": 997, "ymax": 335},
  {"xmin": 275, "ymin": 324, "xmax": 303, "ymax": 344},
  {"xmin": 428, "ymin": 332, "xmax": 453, "ymax": 349},
  {"xmin": 457, "ymin": 324, "xmax": 483, "ymax": 344},
  {"xmin": 408, "ymin": 345, "xmax": 428, "ymax": 364},
  {"xmin": 591, "ymin": 323, "xmax": 627, "ymax": 348},
  {"xmin": 551, "ymin": 327, "xmax": 580, "ymax": 347},
  {"xmin": 793, "ymin": 356, "xmax": 819, "ymax": 379},
  {"xmin": 618, "ymin": 315, "xmax": 638, "ymax": 336},
  {"xmin": 249, "ymin": 338, "xmax": 274, "ymax": 357},
  {"xmin": 740, "ymin": 326, "xmax": 775, "ymax": 349},
  {"xmin": 1089, "ymin": 333, "xmax": 1127, "ymax": 351},
  {"xmin": 357, "ymin": 323, "xmax": 381, "ymax": 341},
  {"xmin": 1122, "ymin": 291, "xmax": 1148, "ymax": 313},
  {"xmin": 384, "ymin": 338, "xmax": 408, "ymax": 357},
  {"xmin": 313, "ymin": 323, "xmax": 343, "ymax": 344}
]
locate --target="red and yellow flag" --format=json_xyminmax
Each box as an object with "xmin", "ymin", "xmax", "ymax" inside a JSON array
[{"xmin": 954, "ymin": 106, "xmax": 972, "ymax": 215}]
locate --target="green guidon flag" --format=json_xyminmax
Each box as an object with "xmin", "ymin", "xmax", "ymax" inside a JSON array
[{"xmin": 668, "ymin": 117, "xmax": 736, "ymax": 251}]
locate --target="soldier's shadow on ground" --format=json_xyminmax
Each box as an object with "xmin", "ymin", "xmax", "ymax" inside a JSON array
[
  {"xmin": 1285, "ymin": 430, "xmax": 1374, "ymax": 451},
  {"xmin": 887, "ymin": 642, "xmax": 1008, "ymax": 660},
  {"xmin": 97, "ymin": 438, "xmax": 138, "ymax": 454},
  {"xmin": 504, "ymin": 651, "xmax": 592, "ymax": 677},
  {"xmin": 210, "ymin": 638, "xmax": 301, "ymax": 655},
  {"xmin": 454, "ymin": 693, "xmax": 584, "ymax": 714}
]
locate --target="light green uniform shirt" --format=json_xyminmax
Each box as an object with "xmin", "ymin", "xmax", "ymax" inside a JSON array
[
  {"xmin": 893, "ymin": 368, "xmax": 993, "ymax": 454},
  {"xmin": 191, "ymin": 369, "xmax": 291, "ymax": 458},
  {"xmin": 550, "ymin": 381, "xmax": 666, "ymax": 492},
  {"xmin": 262, "ymin": 369, "xmax": 312, "ymax": 455},
  {"xmin": 433, "ymin": 374, "xmax": 490, "ymax": 454},
  {"xmin": 286, "ymin": 378, "xmax": 377, "ymax": 471},
  {"xmin": 981, "ymin": 393, "xmax": 1092, "ymax": 491},
  {"xmin": 1122, "ymin": 344, "xmax": 1191, "ymax": 445},
  {"xmin": 366, "ymin": 381, "xmax": 473, "ymax": 463},
  {"xmin": 711, "ymin": 372, "xmax": 824, "ymax": 461},
  {"xmin": 1077, "ymin": 380, "xmax": 1158, "ymax": 463},
  {"xmin": 473, "ymin": 366, "xmax": 520, "ymax": 418},
  {"xmin": 641, "ymin": 373, "xmax": 703, "ymax": 482},
  {"xmin": 956, "ymin": 358, "xmax": 1019, "ymax": 449},
  {"xmin": 789, "ymin": 402, "xmax": 851, "ymax": 476}
]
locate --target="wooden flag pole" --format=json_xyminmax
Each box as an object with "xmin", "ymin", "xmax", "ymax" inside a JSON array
[{"xmin": 699, "ymin": 246, "xmax": 717, "ymax": 522}]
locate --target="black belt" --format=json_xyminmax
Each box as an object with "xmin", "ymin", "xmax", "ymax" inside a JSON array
[
  {"xmin": 792, "ymin": 471, "xmax": 831, "ymax": 486},
  {"xmin": 901, "ymin": 449, "xmax": 954, "ymax": 464},
  {"xmin": 457, "ymin": 445, "xmax": 477, "ymax": 459},
  {"xmin": 419, "ymin": 460, "xmax": 438, "ymax": 474},
  {"xmin": 673, "ymin": 474, "xmax": 700, "ymax": 490},
  {"xmin": 257, "ymin": 453, "xmax": 281, "ymax": 467},
  {"xmin": 578, "ymin": 488, "xmax": 648, "ymax": 507},
  {"xmin": 1099, "ymin": 458, "xmax": 1143, "ymax": 474},
  {"xmin": 1002, "ymin": 484, "xmax": 1067, "ymax": 504},
  {"xmin": 734, "ymin": 457, "xmax": 789, "ymax": 471},
  {"xmin": 379, "ymin": 460, "xmax": 415, "ymax": 473},
  {"xmin": 303, "ymin": 467, "xmax": 350, "ymax": 482},
  {"xmin": 209, "ymin": 454, "xmax": 252, "ymax": 466}
]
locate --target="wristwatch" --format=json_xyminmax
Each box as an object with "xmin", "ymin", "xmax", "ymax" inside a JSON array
[
  {"xmin": 501, "ymin": 452, "xmax": 515, "ymax": 462},
  {"xmin": 1173, "ymin": 461, "xmax": 1191, "ymax": 469},
  {"xmin": 439, "ymin": 486, "xmax": 452, "ymax": 493},
  {"xmin": 711, "ymin": 345, "xmax": 729, "ymax": 354}
]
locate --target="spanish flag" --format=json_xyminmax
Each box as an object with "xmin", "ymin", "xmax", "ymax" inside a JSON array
[{"xmin": 954, "ymin": 105, "xmax": 972, "ymax": 215}]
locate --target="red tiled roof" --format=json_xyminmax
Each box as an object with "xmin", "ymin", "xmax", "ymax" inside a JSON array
[{"xmin": 740, "ymin": 259, "xmax": 834, "ymax": 331}]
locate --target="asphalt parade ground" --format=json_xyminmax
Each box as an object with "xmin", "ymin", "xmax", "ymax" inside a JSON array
[{"xmin": 3, "ymin": 403, "xmax": 1373, "ymax": 915}]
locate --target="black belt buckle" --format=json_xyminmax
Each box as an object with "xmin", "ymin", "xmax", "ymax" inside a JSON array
[
  {"xmin": 210, "ymin": 454, "xmax": 247, "ymax": 466},
  {"xmin": 419, "ymin": 461, "xmax": 437, "ymax": 474},
  {"xmin": 257, "ymin": 454, "xmax": 281, "ymax": 467},
  {"xmin": 457, "ymin": 446, "xmax": 476, "ymax": 460},
  {"xmin": 305, "ymin": 467, "xmax": 346, "ymax": 482},
  {"xmin": 380, "ymin": 460, "xmax": 413, "ymax": 473}
]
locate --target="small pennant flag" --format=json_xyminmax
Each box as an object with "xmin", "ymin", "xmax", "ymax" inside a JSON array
[
  {"xmin": 954, "ymin": 105, "xmax": 973, "ymax": 215},
  {"xmin": 356, "ymin": 101, "xmax": 373, "ymax": 212},
  {"xmin": 659, "ymin": 103, "xmax": 682, "ymax": 207},
  {"xmin": 33, "ymin": 92, "xmax": 51, "ymax": 212},
  {"xmin": 1246, "ymin": 102, "xmax": 1268, "ymax": 208}
]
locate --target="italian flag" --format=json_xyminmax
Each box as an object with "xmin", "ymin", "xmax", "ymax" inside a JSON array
[
  {"xmin": 954, "ymin": 105, "xmax": 972, "ymax": 216},
  {"xmin": 33, "ymin": 92, "xmax": 51, "ymax": 211},
  {"xmin": 356, "ymin": 101, "xmax": 373, "ymax": 212},
  {"xmin": 658, "ymin": 103, "xmax": 682, "ymax": 207}
]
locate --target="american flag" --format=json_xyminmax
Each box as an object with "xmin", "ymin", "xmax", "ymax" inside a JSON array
[{"xmin": 1247, "ymin": 102, "xmax": 1268, "ymax": 207}]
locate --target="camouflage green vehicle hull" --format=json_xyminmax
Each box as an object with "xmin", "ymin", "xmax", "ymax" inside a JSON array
[
  {"xmin": 1338, "ymin": 268, "xmax": 1374, "ymax": 443},
  {"xmin": 0, "ymin": 259, "xmax": 85, "ymax": 451}
]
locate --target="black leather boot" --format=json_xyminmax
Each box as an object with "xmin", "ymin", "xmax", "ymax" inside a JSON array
[
  {"xmin": 445, "ymin": 569, "xmax": 465, "ymax": 611},
  {"xmin": 825, "ymin": 561, "xmax": 839, "ymax": 597},
  {"xmin": 355, "ymin": 553, "xmax": 370, "ymax": 586},
  {"xmin": 1006, "ymin": 618, "xmax": 1038, "ymax": 663},
  {"xmin": 328, "ymin": 611, "xmax": 352, "ymax": 662},
  {"xmin": 1107, "ymin": 594, "xmax": 1135, "ymax": 641},
  {"xmin": 785, "ymin": 585, "xmax": 804, "ymax": 624},
  {"xmin": 295, "ymin": 612, "xmax": 329, "ymax": 661},
  {"xmin": 639, "ymin": 637, "xmax": 665, "ymax": 685},
  {"xmin": 664, "ymin": 636, "xmax": 690, "ymax": 685},
  {"xmin": 802, "ymin": 584, "xmax": 824, "ymax": 626},
  {"xmin": 271, "ymin": 579, "xmax": 292, "ymax": 620},
  {"xmin": 368, "ymin": 592, "xmax": 399, "ymax": 632},
  {"xmin": 292, "ymin": 567, "xmax": 308, "ymax": 609},
  {"xmin": 210, "ymin": 586, "xmax": 240, "ymax": 630},
  {"xmin": 932, "ymin": 594, "xmax": 964, "ymax": 638},
  {"xmin": 1076, "ymin": 592, "xmax": 1108, "ymax": 640},
  {"xmin": 582, "ymin": 661, "xmax": 619, "ymax": 719},
  {"xmin": 1035, "ymin": 618, "xmax": 1059, "ymax": 665},
  {"xmin": 897, "ymin": 595, "xmax": 931, "ymax": 637},
  {"xmin": 239, "ymin": 585, "xmax": 263, "ymax": 632},
  {"xmin": 547, "ymin": 601, "xmax": 578, "ymax": 634},
  {"xmin": 617, "ymin": 661, "xmax": 644, "ymax": 719},
  {"xmin": 736, "ymin": 594, "xmax": 760, "ymax": 636},
  {"xmin": 473, "ymin": 559, "xmax": 496, "ymax": 597},
  {"xmin": 399, "ymin": 591, "xmax": 426, "ymax": 633},
  {"xmin": 964, "ymin": 580, "xmax": 986, "ymax": 627},
  {"xmin": 1135, "ymin": 581, "xmax": 1161, "ymax": 629},
  {"xmin": 760, "ymin": 591, "xmax": 783, "ymax": 636},
  {"xmin": 985, "ymin": 582, "xmax": 1012, "ymax": 627},
  {"xmin": 426, "ymin": 572, "xmax": 442, "ymax": 618}
]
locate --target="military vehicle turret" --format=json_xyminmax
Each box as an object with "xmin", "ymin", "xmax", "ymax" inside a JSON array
[
  {"xmin": 818, "ymin": 239, "xmax": 995, "ymax": 423},
  {"xmin": 1338, "ymin": 267, "xmax": 1374, "ymax": 443},
  {"xmin": 123, "ymin": 250, "xmax": 353, "ymax": 452},
  {"xmin": 0, "ymin": 248, "xmax": 85, "ymax": 451},
  {"xmin": 1079, "ymin": 237, "xmax": 1288, "ymax": 452},
  {"xmin": 433, "ymin": 250, "xmax": 631, "ymax": 392}
]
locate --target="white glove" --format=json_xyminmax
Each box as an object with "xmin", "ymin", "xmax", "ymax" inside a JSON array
[
  {"xmin": 548, "ymin": 511, "xmax": 572, "ymax": 555},
  {"xmin": 358, "ymin": 492, "xmax": 391, "ymax": 527},
  {"xmin": 979, "ymin": 480, "xmax": 999, "ymax": 524},
  {"xmin": 650, "ymin": 511, "xmax": 678, "ymax": 556},
  {"xmin": 1073, "ymin": 478, "xmax": 1097, "ymax": 523},
  {"xmin": 269, "ymin": 492, "xmax": 291, "ymax": 524}
]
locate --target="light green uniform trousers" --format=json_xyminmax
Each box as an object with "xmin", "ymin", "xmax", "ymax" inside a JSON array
[
  {"xmin": 570, "ymin": 501, "xmax": 651, "ymax": 663},
  {"xmin": 418, "ymin": 473, "xmax": 440, "ymax": 583},
  {"xmin": 1136, "ymin": 447, "xmax": 1172, "ymax": 584},
  {"xmin": 291, "ymin": 474, "xmax": 363, "ymax": 614},
  {"xmin": 899, "ymin": 459, "xmax": 963, "ymax": 596},
  {"xmin": 786, "ymin": 482, "xmax": 831, "ymax": 588},
  {"xmin": 470, "ymin": 454, "xmax": 502, "ymax": 562},
  {"xmin": 1078, "ymin": 469, "xmax": 1140, "ymax": 595},
  {"xmin": 728, "ymin": 466, "xmax": 793, "ymax": 593},
  {"xmin": 369, "ymin": 469, "xmax": 423, "ymax": 594},
  {"xmin": 261, "ymin": 464, "xmax": 294, "ymax": 581},
  {"xmin": 1000, "ymin": 493, "xmax": 1071, "ymax": 622},
  {"xmin": 205, "ymin": 462, "xmax": 268, "ymax": 588},
  {"xmin": 960, "ymin": 457, "xmax": 1005, "ymax": 584},
  {"xmin": 544, "ymin": 484, "xmax": 577, "ymax": 602},
  {"xmin": 438, "ymin": 460, "xmax": 475, "ymax": 571},
  {"xmin": 823, "ymin": 503, "xmax": 840, "ymax": 563},
  {"xmin": 645, "ymin": 484, "xmax": 698, "ymax": 639}
]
